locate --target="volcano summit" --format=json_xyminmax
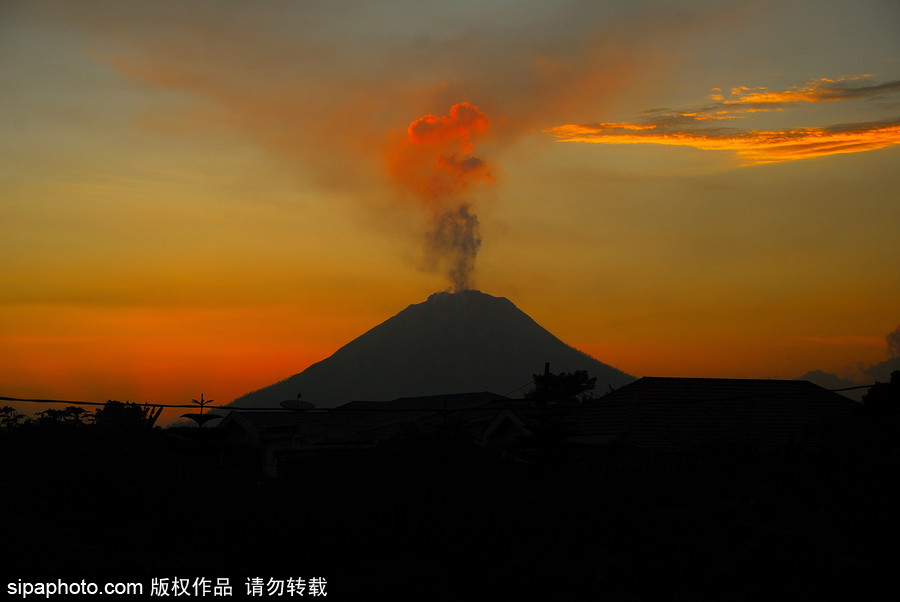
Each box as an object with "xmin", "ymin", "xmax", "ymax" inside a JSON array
[{"xmin": 232, "ymin": 290, "xmax": 634, "ymax": 408}]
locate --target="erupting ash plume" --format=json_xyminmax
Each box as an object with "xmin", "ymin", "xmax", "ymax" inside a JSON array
[
  {"xmin": 427, "ymin": 204, "xmax": 481, "ymax": 293},
  {"xmin": 387, "ymin": 102, "xmax": 494, "ymax": 292}
]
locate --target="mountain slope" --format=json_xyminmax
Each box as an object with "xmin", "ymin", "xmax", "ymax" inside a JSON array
[{"xmin": 232, "ymin": 290, "xmax": 634, "ymax": 407}]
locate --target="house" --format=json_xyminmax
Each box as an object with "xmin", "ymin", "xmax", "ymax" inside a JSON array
[
  {"xmin": 217, "ymin": 407, "xmax": 388, "ymax": 476},
  {"xmin": 568, "ymin": 377, "xmax": 860, "ymax": 452},
  {"xmin": 218, "ymin": 378, "xmax": 858, "ymax": 475},
  {"xmin": 217, "ymin": 391, "xmax": 521, "ymax": 476}
]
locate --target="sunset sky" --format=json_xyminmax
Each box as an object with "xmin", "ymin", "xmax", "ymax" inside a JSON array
[{"xmin": 2, "ymin": 0, "xmax": 899, "ymax": 421}]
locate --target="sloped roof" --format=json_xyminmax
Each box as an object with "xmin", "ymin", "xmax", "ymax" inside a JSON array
[
  {"xmin": 336, "ymin": 391, "xmax": 509, "ymax": 412},
  {"xmin": 216, "ymin": 409, "xmax": 384, "ymax": 445},
  {"xmin": 217, "ymin": 392, "xmax": 514, "ymax": 444},
  {"xmin": 334, "ymin": 392, "xmax": 515, "ymax": 439},
  {"xmin": 218, "ymin": 409, "xmax": 368, "ymax": 430},
  {"xmin": 572, "ymin": 377, "xmax": 860, "ymax": 451}
]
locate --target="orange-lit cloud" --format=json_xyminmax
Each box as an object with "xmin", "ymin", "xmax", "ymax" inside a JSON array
[
  {"xmin": 547, "ymin": 75, "xmax": 900, "ymax": 164},
  {"xmin": 721, "ymin": 76, "xmax": 900, "ymax": 109},
  {"xmin": 548, "ymin": 119, "xmax": 900, "ymax": 164},
  {"xmin": 386, "ymin": 103, "xmax": 495, "ymax": 292},
  {"xmin": 387, "ymin": 102, "xmax": 494, "ymax": 203}
]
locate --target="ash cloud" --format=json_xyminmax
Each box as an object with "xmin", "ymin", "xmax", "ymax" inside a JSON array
[
  {"xmin": 802, "ymin": 324, "xmax": 900, "ymax": 399},
  {"xmin": 863, "ymin": 324, "xmax": 900, "ymax": 382},
  {"xmin": 887, "ymin": 325, "xmax": 900, "ymax": 359},
  {"xmin": 387, "ymin": 102, "xmax": 495, "ymax": 291},
  {"xmin": 46, "ymin": 0, "xmax": 763, "ymax": 287},
  {"xmin": 426, "ymin": 205, "xmax": 482, "ymax": 293}
]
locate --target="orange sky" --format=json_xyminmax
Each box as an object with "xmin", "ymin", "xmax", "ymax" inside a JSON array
[{"xmin": 2, "ymin": 1, "xmax": 899, "ymax": 422}]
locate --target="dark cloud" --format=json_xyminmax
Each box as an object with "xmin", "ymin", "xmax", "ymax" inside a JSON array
[
  {"xmin": 862, "ymin": 324, "xmax": 900, "ymax": 383},
  {"xmin": 888, "ymin": 324, "xmax": 900, "ymax": 358},
  {"xmin": 802, "ymin": 325, "xmax": 900, "ymax": 399},
  {"xmin": 799, "ymin": 369, "xmax": 865, "ymax": 401},
  {"xmin": 863, "ymin": 356, "xmax": 900, "ymax": 384}
]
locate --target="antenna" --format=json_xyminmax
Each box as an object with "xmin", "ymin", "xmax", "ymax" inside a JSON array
[{"xmin": 182, "ymin": 393, "xmax": 221, "ymax": 428}]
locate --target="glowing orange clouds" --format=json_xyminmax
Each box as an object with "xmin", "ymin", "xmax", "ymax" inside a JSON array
[
  {"xmin": 548, "ymin": 121, "xmax": 900, "ymax": 164},
  {"xmin": 407, "ymin": 102, "xmax": 489, "ymax": 147},
  {"xmin": 388, "ymin": 102, "xmax": 494, "ymax": 202},
  {"xmin": 546, "ymin": 75, "xmax": 900, "ymax": 164},
  {"xmin": 718, "ymin": 76, "xmax": 900, "ymax": 109}
]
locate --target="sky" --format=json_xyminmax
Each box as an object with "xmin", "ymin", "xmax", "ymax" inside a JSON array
[{"xmin": 2, "ymin": 0, "xmax": 899, "ymax": 421}]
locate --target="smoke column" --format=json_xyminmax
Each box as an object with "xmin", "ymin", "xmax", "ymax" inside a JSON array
[
  {"xmin": 888, "ymin": 325, "xmax": 900, "ymax": 358},
  {"xmin": 387, "ymin": 102, "xmax": 494, "ymax": 292},
  {"xmin": 426, "ymin": 204, "xmax": 481, "ymax": 292}
]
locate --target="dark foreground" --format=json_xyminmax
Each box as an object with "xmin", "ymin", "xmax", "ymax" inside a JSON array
[{"xmin": 3, "ymin": 418, "xmax": 900, "ymax": 602}]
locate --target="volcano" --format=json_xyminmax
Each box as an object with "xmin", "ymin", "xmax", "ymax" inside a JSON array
[{"xmin": 232, "ymin": 290, "xmax": 634, "ymax": 408}]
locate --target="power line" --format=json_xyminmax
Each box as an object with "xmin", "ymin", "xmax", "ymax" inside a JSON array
[
  {"xmin": 504, "ymin": 381, "xmax": 534, "ymax": 396},
  {"xmin": 3, "ymin": 381, "xmax": 879, "ymax": 414},
  {"xmin": 2, "ymin": 396, "xmax": 113, "ymax": 407},
  {"xmin": 0, "ymin": 395, "xmax": 536, "ymax": 415},
  {"xmin": 0, "ymin": 396, "xmax": 240, "ymax": 410}
]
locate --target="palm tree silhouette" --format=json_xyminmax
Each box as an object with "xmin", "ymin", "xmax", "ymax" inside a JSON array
[{"xmin": 181, "ymin": 393, "xmax": 221, "ymax": 428}]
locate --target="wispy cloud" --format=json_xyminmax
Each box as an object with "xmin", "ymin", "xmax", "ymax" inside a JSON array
[
  {"xmin": 716, "ymin": 76, "xmax": 900, "ymax": 109},
  {"xmin": 546, "ymin": 76, "xmax": 900, "ymax": 164}
]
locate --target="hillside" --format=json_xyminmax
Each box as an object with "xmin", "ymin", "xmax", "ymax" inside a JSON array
[{"xmin": 232, "ymin": 290, "xmax": 634, "ymax": 407}]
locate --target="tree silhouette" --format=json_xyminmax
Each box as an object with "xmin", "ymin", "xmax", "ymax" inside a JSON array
[
  {"xmin": 35, "ymin": 405, "xmax": 92, "ymax": 426},
  {"xmin": 0, "ymin": 405, "xmax": 26, "ymax": 430},
  {"xmin": 94, "ymin": 400, "xmax": 158, "ymax": 430},
  {"xmin": 518, "ymin": 366, "xmax": 597, "ymax": 459},
  {"xmin": 846, "ymin": 369, "xmax": 900, "ymax": 459},
  {"xmin": 526, "ymin": 365, "xmax": 597, "ymax": 406},
  {"xmin": 862, "ymin": 370, "xmax": 900, "ymax": 420},
  {"xmin": 181, "ymin": 393, "xmax": 222, "ymax": 428}
]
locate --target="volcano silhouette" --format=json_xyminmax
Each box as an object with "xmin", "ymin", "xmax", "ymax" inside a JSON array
[{"xmin": 232, "ymin": 290, "xmax": 634, "ymax": 408}]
